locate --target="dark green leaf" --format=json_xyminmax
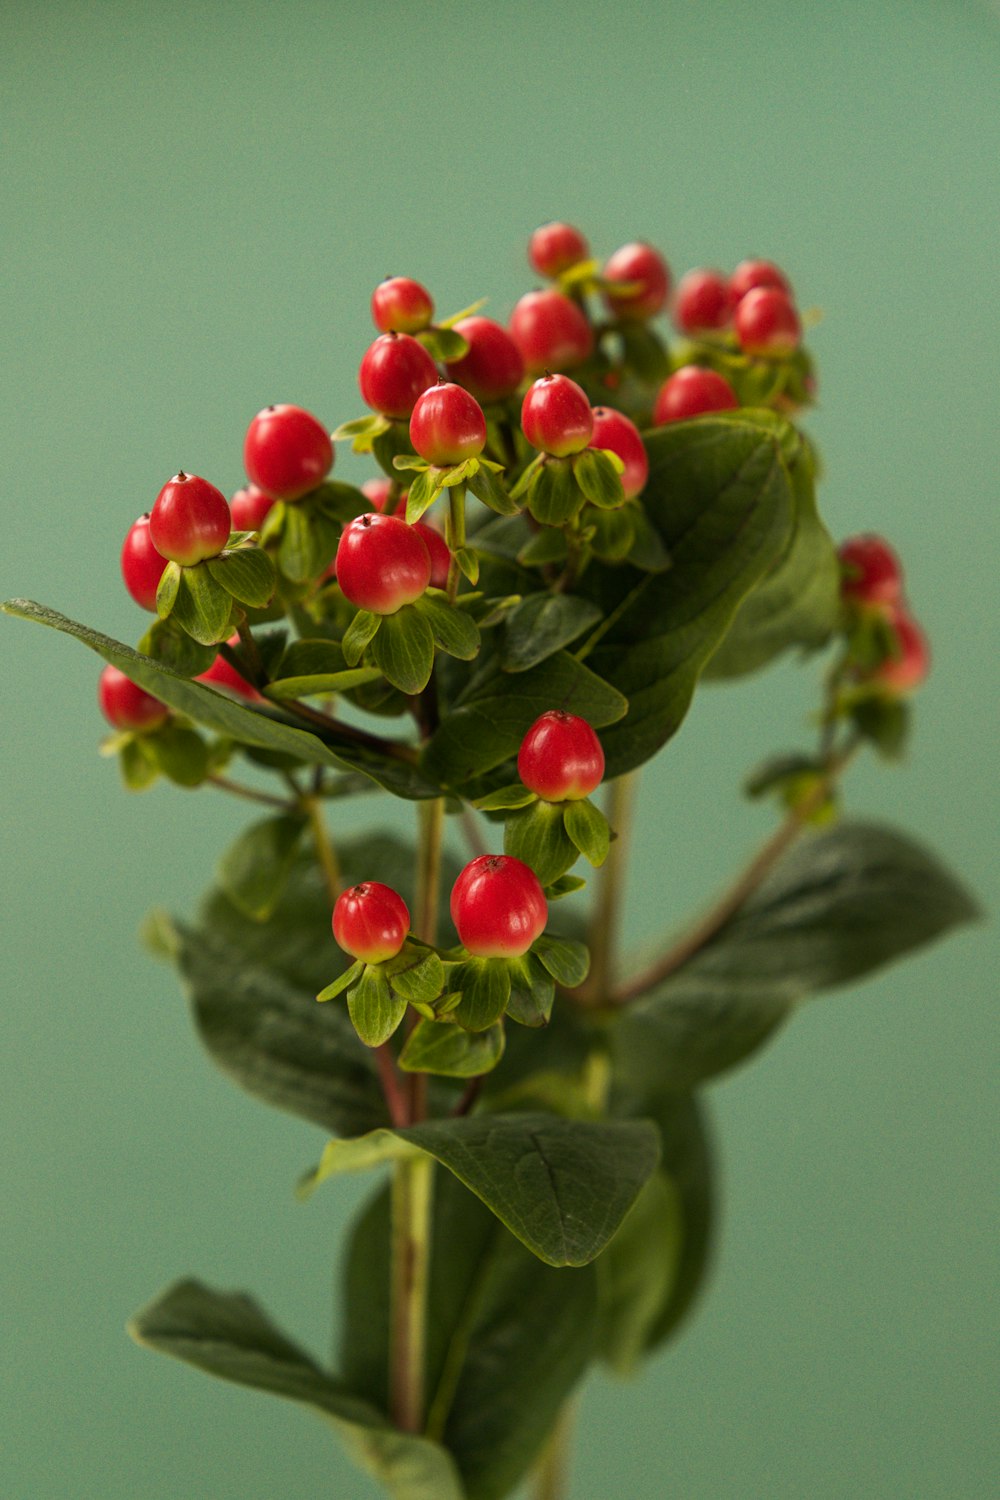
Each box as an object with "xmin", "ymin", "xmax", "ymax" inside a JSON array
[
  {"xmin": 207, "ymin": 547, "xmax": 277, "ymax": 608},
  {"xmin": 370, "ymin": 608, "xmax": 435, "ymax": 695},
  {"xmin": 451, "ymin": 958, "xmax": 512, "ymax": 1031},
  {"xmin": 504, "ymin": 799, "xmax": 579, "ymax": 887},
  {"xmin": 148, "ymin": 723, "xmax": 211, "ymax": 787},
  {"xmin": 371, "ymin": 421, "xmax": 415, "ymax": 475},
  {"xmin": 505, "ymin": 954, "xmax": 556, "ymax": 1027},
  {"xmin": 277, "ymin": 503, "xmax": 326, "ymax": 583},
  {"xmin": 620, "ymin": 322, "xmax": 671, "ymax": 384},
  {"xmin": 138, "ymin": 615, "xmax": 217, "ymax": 677},
  {"xmin": 850, "ymin": 694, "xmax": 911, "ymax": 760},
  {"xmin": 466, "ymin": 463, "xmax": 520, "ymax": 515},
  {"xmin": 216, "ymin": 813, "xmax": 306, "ymax": 921},
  {"xmin": 501, "ymin": 592, "xmax": 602, "ymax": 673},
  {"xmin": 563, "ymin": 798, "xmax": 611, "ymax": 867},
  {"xmin": 414, "ymin": 594, "xmax": 481, "ymax": 660},
  {"xmin": 744, "ymin": 752, "xmax": 825, "ymax": 800},
  {"xmin": 587, "ymin": 504, "xmax": 635, "ymax": 562},
  {"xmin": 171, "ymin": 564, "xmax": 235, "ymax": 645},
  {"xmin": 265, "ymin": 666, "xmax": 383, "ymax": 699},
  {"xmin": 626, "ymin": 503, "xmax": 671, "ymax": 572},
  {"xmin": 596, "ymin": 1172, "xmax": 681, "ymax": 1374},
  {"xmin": 516, "ymin": 527, "xmax": 567, "ymax": 567},
  {"xmin": 341, "ymin": 608, "xmax": 382, "ymax": 667},
  {"xmin": 398, "ymin": 1019, "xmax": 505, "ymax": 1077},
  {"xmin": 311, "ymin": 480, "xmax": 373, "ymax": 526},
  {"xmin": 348, "ymin": 964, "xmax": 407, "ymax": 1047},
  {"xmin": 527, "ymin": 458, "xmax": 583, "ymax": 526},
  {"xmin": 574, "ymin": 448, "xmax": 626, "ymax": 510},
  {"xmin": 531, "ymin": 933, "xmax": 590, "ymax": 988}
]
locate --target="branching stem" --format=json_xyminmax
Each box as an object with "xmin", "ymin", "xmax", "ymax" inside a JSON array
[{"xmin": 206, "ymin": 775, "xmax": 292, "ymax": 811}]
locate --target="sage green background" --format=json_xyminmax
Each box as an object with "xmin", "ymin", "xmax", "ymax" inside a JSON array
[{"xmin": 2, "ymin": 2, "xmax": 997, "ymax": 1496}]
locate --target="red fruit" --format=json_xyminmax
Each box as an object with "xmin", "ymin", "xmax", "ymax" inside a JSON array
[
  {"xmin": 444, "ymin": 316, "xmax": 525, "ymax": 403},
  {"xmin": 359, "ymin": 333, "xmax": 439, "ymax": 419},
  {"xmin": 673, "ymin": 269, "xmax": 734, "ymax": 334},
  {"xmin": 653, "ymin": 366, "xmax": 739, "ymax": 424},
  {"xmin": 230, "ymin": 484, "xmax": 277, "ymax": 531},
  {"xmin": 120, "ymin": 514, "xmax": 168, "ymax": 612},
  {"xmin": 98, "ymin": 665, "xmax": 168, "ymax": 732},
  {"xmin": 517, "ymin": 711, "xmax": 605, "ymax": 802},
  {"xmin": 509, "ymin": 290, "xmax": 593, "ymax": 375},
  {"xmin": 335, "ymin": 513, "xmax": 431, "ymax": 614},
  {"xmin": 409, "ymin": 381, "xmax": 487, "ymax": 466},
  {"xmin": 602, "ymin": 241, "xmax": 671, "ymax": 321},
  {"xmin": 415, "ymin": 521, "xmax": 451, "ymax": 589},
  {"xmin": 734, "ymin": 287, "xmax": 801, "ymax": 357},
  {"xmin": 333, "ymin": 881, "xmax": 410, "ymax": 963},
  {"xmin": 838, "ymin": 535, "xmax": 904, "ymax": 607},
  {"xmin": 521, "ymin": 374, "xmax": 593, "ymax": 457},
  {"xmin": 371, "ymin": 276, "xmax": 434, "ymax": 335},
  {"xmin": 529, "ymin": 221, "xmax": 589, "ymax": 279},
  {"xmin": 361, "ymin": 477, "xmax": 395, "ymax": 512},
  {"xmin": 149, "ymin": 472, "xmax": 231, "ymax": 566},
  {"xmin": 729, "ymin": 258, "xmax": 791, "ymax": 303},
  {"xmin": 243, "ymin": 404, "xmax": 333, "ymax": 502},
  {"xmin": 450, "ymin": 854, "xmax": 548, "ymax": 958},
  {"xmin": 589, "ymin": 408, "xmax": 648, "ymax": 499},
  {"xmin": 870, "ymin": 608, "xmax": 930, "ymax": 695},
  {"xmin": 196, "ymin": 636, "xmax": 262, "ymax": 701}
]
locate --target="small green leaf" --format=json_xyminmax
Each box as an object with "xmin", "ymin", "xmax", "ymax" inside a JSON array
[
  {"xmin": 265, "ymin": 666, "xmax": 383, "ymax": 699},
  {"xmin": 451, "ymin": 958, "xmax": 512, "ymax": 1031},
  {"xmin": 398, "ymin": 1018, "xmax": 505, "ymax": 1077},
  {"xmin": 504, "ymin": 799, "xmax": 580, "ymax": 886},
  {"xmin": 392, "ymin": 453, "xmax": 429, "ymax": 473},
  {"xmin": 171, "ymin": 563, "xmax": 236, "ymax": 645},
  {"xmin": 517, "ymin": 527, "xmax": 568, "ymax": 567},
  {"xmin": 508, "ymin": 452, "xmax": 545, "ymax": 502},
  {"xmin": 573, "ymin": 448, "xmax": 626, "ymax": 510},
  {"xmin": 371, "ymin": 421, "xmax": 415, "ymax": 475},
  {"xmin": 119, "ymin": 734, "xmax": 159, "ymax": 789},
  {"xmin": 404, "ymin": 469, "xmax": 440, "ymax": 524},
  {"xmin": 467, "ymin": 463, "xmax": 520, "ymax": 515},
  {"xmin": 474, "ymin": 784, "xmax": 537, "ymax": 812},
  {"xmin": 437, "ymin": 296, "xmax": 487, "ymax": 328},
  {"xmin": 312, "ymin": 480, "xmax": 372, "ymax": 525},
  {"xmin": 563, "ymin": 797, "xmax": 611, "ymax": 867},
  {"xmin": 417, "ymin": 325, "xmax": 469, "ymax": 362},
  {"xmin": 528, "ymin": 458, "xmax": 583, "ymax": 526},
  {"xmin": 545, "ymin": 873, "xmax": 587, "ymax": 900},
  {"xmin": 505, "ymin": 953, "xmax": 556, "ymax": 1027},
  {"xmin": 384, "ymin": 946, "xmax": 445, "ymax": 1004},
  {"xmin": 332, "ymin": 413, "xmax": 390, "ymax": 442},
  {"xmin": 348, "ymin": 964, "xmax": 408, "ymax": 1047},
  {"xmin": 414, "ymin": 594, "xmax": 480, "ymax": 660},
  {"xmin": 148, "ymin": 723, "xmax": 212, "ymax": 786},
  {"xmin": 155, "ymin": 560, "xmax": 182, "ymax": 619},
  {"xmin": 454, "ymin": 547, "xmax": 479, "ymax": 584},
  {"xmin": 317, "ymin": 959, "xmax": 365, "ymax": 1002},
  {"xmin": 850, "ymin": 694, "xmax": 911, "ymax": 760},
  {"xmin": 277, "ymin": 503, "xmax": 333, "ymax": 583},
  {"xmin": 587, "ymin": 504, "xmax": 635, "ymax": 562},
  {"xmin": 207, "ymin": 547, "xmax": 277, "ymax": 608},
  {"xmin": 744, "ymin": 752, "xmax": 824, "ymax": 799},
  {"xmin": 138, "ymin": 616, "xmax": 217, "ymax": 677},
  {"xmin": 369, "ymin": 608, "xmax": 435, "ymax": 695},
  {"xmin": 216, "ymin": 813, "xmax": 306, "ymax": 921},
  {"xmin": 341, "ymin": 609, "xmax": 382, "ymax": 667},
  {"xmin": 531, "ymin": 933, "xmax": 590, "ymax": 987},
  {"xmin": 501, "ymin": 592, "xmax": 602, "ymax": 673}
]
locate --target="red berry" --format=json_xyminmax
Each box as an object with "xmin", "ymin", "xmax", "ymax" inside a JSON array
[
  {"xmin": 653, "ymin": 366, "xmax": 740, "ymax": 424},
  {"xmin": 450, "ymin": 855, "xmax": 548, "ymax": 958},
  {"xmin": 734, "ymin": 287, "xmax": 801, "ymax": 357},
  {"xmin": 870, "ymin": 607, "xmax": 930, "ymax": 695},
  {"xmin": 509, "ymin": 290, "xmax": 593, "ymax": 375},
  {"xmin": 529, "ymin": 221, "xmax": 589, "ymax": 279},
  {"xmin": 361, "ymin": 477, "xmax": 395, "ymax": 512},
  {"xmin": 517, "ymin": 711, "xmax": 605, "ymax": 802},
  {"xmin": 673, "ymin": 269, "xmax": 734, "ymax": 334},
  {"xmin": 371, "ymin": 276, "xmax": 434, "ymax": 335},
  {"xmin": 149, "ymin": 473, "xmax": 231, "ymax": 566},
  {"xmin": 335, "ymin": 513, "xmax": 432, "ymax": 614},
  {"xmin": 602, "ymin": 242, "xmax": 671, "ymax": 321},
  {"xmin": 414, "ymin": 521, "xmax": 451, "ymax": 589},
  {"xmin": 120, "ymin": 514, "xmax": 168, "ymax": 612},
  {"xmin": 589, "ymin": 408, "xmax": 648, "ymax": 499},
  {"xmin": 243, "ymin": 404, "xmax": 333, "ymax": 502},
  {"xmin": 444, "ymin": 316, "xmax": 525, "ymax": 403},
  {"xmin": 333, "ymin": 881, "xmax": 410, "ymax": 963},
  {"xmin": 409, "ymin": 381, "xmax": 487, "ymax": 466},
  {"xmin": 729, "ymin": 258, "xmax": 791, "ymax": 303},
  {"xmin": 521, "ymin": 374, "xmax": 593, "ymax": 457},
  {"xmin": 98, "ymin": 665, "xmax": 168, "ymax": 732},
  {"xmin": 196, "ymin": 636, "xmax": 262, "ymax": 701},
  {"xmin": 359, "ymin": 333, "xmax": 439, "ymax": 420},
  {"xmin": 838, "ymin": 534, "xmax": 904, "ymax": 607},
  {"xmin": 230, "ymin": 484, "xmax": 277, "ymax": 531}
]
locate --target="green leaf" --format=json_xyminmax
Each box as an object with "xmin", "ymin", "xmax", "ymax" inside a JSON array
[
  {"xmin": 573, "ymin": 447, "xmax": 626, "ymax": 509},
  {"xmin": 265, "ymin": 666, "xmax": 383, "ymax": 699},
  {"xmin": 277, "ymin": 503, "xmax": 329, "ymax": 583},
  {"xmin": 155, "ymin": 559, "xmax": 182, "ymax": 618},
  {"xmin": 399, "ymin": 1019, "xmax": 505, "ymax": 1077},
  {"xmin": 372, "ymin": 421, "xmax": 416, "ymax": 475},
  {"xmin": 626, "ymin": 503, "xmax": 671, "ymax": 572},
  {"xmin": 454, "ymin": 547, "xmax": 479, "ymax": 585},
  {"xmin": 531, "ymin": 933, "xmax": 590, "ymax": 988},
  {"xmin": 562, "ymin": 798, "xmax": 611, "ymax": 867},
  {"xmin": 586, "ymin": 504, "xmax": 635, "ymax": 562},
  {"xmin": 171, "ymin": 563, "xmax": 235, "ymax": 645},
  {"xmin": 340, "ymin": 1170, "xmax": 595, "ymax": 1500},
  {"xmin": 504, "ymin": 799, "xmax": 579, "ymax": 887},
  {"xmin": 596, "ymin": 1171, "xmax": 681, "ymax": 1374},
  {"xmin": 417, "ymin": 325, "xmax": 469, "ymax": 362},
  {"xmin": 620, "ymin": 322, "xmax": 671, "ymax": 384},
  {"xmin": 341, "ymin": 608, "xmax": 382, "ymax": 667},
  {"xmin": 527, "ymin": 457, "xmax": 583, "ymax": 526},
  {"xmin": 207, "ymin": 546, "xmax": 277, "ymax": 608},
  {"xmin": 138, "ymin": 615, "xmax": 217, "ymax": 677},
  {"xmin": 473, "ymin": 784, "xmax": 536, "ymax": 812},
  {"xmin": 451, "ymin": 958, "xmax": 512, "ymax": 1031},
  {"xmin": 501, "ymin": 592, "xmax": 602, "ymax": 673},
  {"xmin": 615, "ymin": 820, "xmax": 981, "ymax": 1092},
  {"xmin": 332, "ymin": 413, "xmax": 390, "ymax": 442},
  {"xmin": 317, "ymin": 959, "xmax": 364, "ymax": 1003},
  {"xmin": 423, "ymin": 650, "xmax": 627, "ymax": 792},
  {"xmin": 404, "ymin": 469, "xmax": 440, "ymax": 524},
  {"xmin": 466, "ymin": 463, "xmax": 520, "ymax": 516},
  {"xmin": 545, "ymin": 873, "xmax": 588, "ymax": 900},
  {"xmin": 370, "ymin": 608, "xmax": 435, "ymax": 695},
  {"xmin": 147, "ymin": 723, "xmax": 211, "ymax": 787},
  {"xmin": 129, "ymin": 1279, "xmax": 463, "ymax": 1500},
  {"xmin": 119, "ymin": 734, "xmax": 159, "ymax": 790},
  {"xmin": 850, "ymin": 693, "xmax": 911, "ymax": 760},
  {"xmin": 216, "ymin": 813, "xmax": 306, "ymax": 921},
  {"xmin": 348, "ymin": 964, "xmax": 408, "ymax": 1047},
  {"xmin": 504, "ymin": 954, "xmax": 556, "ymax": 1027},
  {"xmin": 414, "ymin": 594, "xmax": 481, "ymax": 660},
  {"xmin": 384, "ymin": 946, "xmax": 446, "ymax": 1004},
  {"xmin": 516, "ymin": 526, "xmax": 567, "ymax": 567},
  {"xmin": 3, "ymin": 600, "xmax": 439, "ymax": 798}
]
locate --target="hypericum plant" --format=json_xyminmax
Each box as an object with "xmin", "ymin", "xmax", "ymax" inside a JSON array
[{"xmin": 4, "ymin": 223, "xmax": 979, "ymax": 1500}]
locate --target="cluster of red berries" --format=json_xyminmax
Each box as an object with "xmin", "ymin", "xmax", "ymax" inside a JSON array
[
  {"xmin": 673, "ymin": 258, "xmax": 802, "ymax": 357},
  {"xmin": 837, "ymin": 534, "xmax": 930, "ymax": 694}
]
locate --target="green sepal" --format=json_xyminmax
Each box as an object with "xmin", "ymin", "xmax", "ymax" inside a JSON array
[
  {"xmin": 311, "ymin": 480, "xmax": 372, "ymax": 526},
  {"xmin": 413, "ymin": 593, "xmax": 480, "ymax": 660},
  {"xmin": 277, "ymin": 502, "xmax": 338, "ymax": 584},
  {"xmin": 545, "ymin": 873, "xmax": 588, "ymax": 900},
  {"xmin": 531, "ymin": 933, "xmax": 591, "ymax": 988},
  {"xmin": 404, "ymin": 468, "xmax": 440, "ymax": 524},
  {"xmin": 454, "ymin": 547, "xmax": 479, "ymax": 585},
  {"xmin": 138, "ymin": 615, "xmax": 217, "ymax": 677},
  {"xmin": 171, "ymin": 563, "xmax": 235, "ymax": 645},
  {"xmin": 341, "ymin": 609, "xmax": 382, "ymax": 667},
  {"xmin": 392, "ymin": 453, "xmax": 429, "ymax": 474},
  {"xmin": 147, "ymin": 722, "xmax": 211, "ymax": 787},
  {"xmin": 467, "ymin": 463, "xmax": 520, "ymax": 515},
  {"xmin": 563, "ymin": 797, "xmax": 612, "ymax": 867},
  {"xmin": 155, "ymin": 560, "xmax": 182, "ymax": 619},
  {"xmin": 216, "ymin": 813, "xmax": 307, "ymax": 921},
  {"xmin": 316, "ymin": 959, "xmax": 364, "ymax": 1003},
  {"xmin": 398, "ymin": 1017, "xmax": 505, "ymax": 1077},
  {"xmin": 118, "ymin": 734, "xmax": 159, "ymax": 790},
  {"xmin": 474, "ymin": 784, "xmax": 537, "ymax": 812},
  {"xmin": 450, "ymin": 958, "xmax": 512, "ymax": 1031},
  {"xmin": 264, "ymin": 666, "xmax": 383, "ymax": 699},
  {"xmin": 347, "ymin": 964, "xmax": 407, "ymax": 1046},
  {"xmin": 369, "ymin": 608, "xmax": 435, "ymax": 694},
  {"xmin": 504, "ymin": 798, "xmax": 580, "ymax": 887},
  {"xmin": 505, "ymin": 953, "xmax": 556, "ymax": 1027},
  {"xmin": 332, "ymin": 413, "xmax": 389, "ymax": 442},
  {"xmin": 501, "ymin": 592, "xmax": 602, "ymax": 673},
  {"xmin": 517, "ymin": 527, "xmax": 568, "ymax": 567},
  {"xmin": 587, "ymin": 504, "xmax": 636, "ymax": 562},
  {"xmin": 573, "ymin": 447, "xmax": 626, "ymax": 510},
  {"xmin": 528, "ymin": 457, "xmax": 584, "ymax": 526},
  {"xmin": 206, "ymin": 546, "xmax": 277, "ymax": 608},
  {"xmin": 508, "ymin": 453, "xmax": 545, "ymax": 502},
  {"xmin": 416, "ymin": 324, "xmax": 468, "ymax": 362},
  {"xmin": 383, "ymin": 945, "xmax": 446, "ymax": 1005}
]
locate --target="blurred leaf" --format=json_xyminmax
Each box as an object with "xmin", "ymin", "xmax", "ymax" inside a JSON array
[
  {"xmin": 148, "ymin": 723, "xmax": 212, "ymax": 787},
  {"xmin": 399, "ymin": 1019, "xmax": 505, "ymax": 1077},
  {"xmin": 573, "ymin": 448, "xmax": 625, "ymax": 510},
  {"xmin": 216, "ymin": 813, "xmax": 306, "ymax": 920}
]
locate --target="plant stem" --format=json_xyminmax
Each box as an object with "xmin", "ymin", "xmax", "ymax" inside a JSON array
[
  {"xmin": 445, "ymin": 484, "xmax": 466, "ymax": 603},
  {"xmin": 206, "ymin": 775, "xmax": 292, "ymax": 810},
  {"xmin": 303, "ymin": 796, "xmax": 341, "ymax": 902},
  {"xmin": 235, "ymin": 617, "xmax": 265, "ymax": 685},
  {"xmin": 531, "ymin": 1401, "xmax": 576, "ymax": 1500},
  {"xmin": 415, "ymin": 797, "xmax": 445, "ymax": 947},
  {"xmin": 375, "ymin": 1044, "xmax": 409, "ymax": 1130},
  {"xmin": 389, "ymin": 1151, "xmax": 434, "ymax": 1434},
  {"xmin": 613, "ymin": 739, "xmax": 860, "ymax": 1005},
  {"xmin": 584, "ymin": 771, "xmax": 637, "ymax": 1004}
]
